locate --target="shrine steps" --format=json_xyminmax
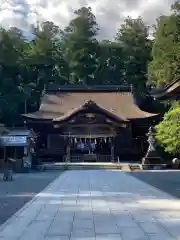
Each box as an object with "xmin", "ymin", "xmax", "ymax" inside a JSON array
[
  {"xmin": 39, "ymin": 162, "xmax": 121, "ymax": 171},
  {"xmin": 120, "ymin": 164, "xmax": 142, "ymax": 172},
  {"xmin": 129, "ymin": 164, "xmax": 142, "ymax": 171},
  {"xmin": 120, "ymin": 164, "xmax": 131, "ymax": 171},
  {"xmin": 37, "ymin": 162, "xmax": 143, "ymax": 171}
]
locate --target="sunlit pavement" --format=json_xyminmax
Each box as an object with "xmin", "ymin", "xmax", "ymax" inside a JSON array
[
  {"xmin": 0, "ymin": 171, "xmax": 60, "ymax": 226},
  {"xmin": 1, "ymin": 170, "xmax": 180, "ymax": 239}
]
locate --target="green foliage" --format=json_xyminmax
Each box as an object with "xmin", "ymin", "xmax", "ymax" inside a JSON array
[
  {"xmin": 116, "ymin": 17, "xmax": 151, "ymax": 90},
  {"xmin": 22, "ymin": 21, "xmax": 69, "ymax": 108},
  {"xmin": 62, "ymin": 7, "xmax": 99, "ymax": 84},
  {"xmin": 155, "ymin": 107, "xmax": 180, "ymax": 156},
  {"xmin": 0, "ymin": 6, "xmax": 169, "ymax": 125},
  {"xmin": 94, "ymin": 41, "xmax": 124, "ymax": 84},
  {"xmin": 149, "ymin": 2, "xmax": 180, "ymax": 87},
  {"xmin": 0, "ymin": 27, "xmax": 26, "ymax": 124}
]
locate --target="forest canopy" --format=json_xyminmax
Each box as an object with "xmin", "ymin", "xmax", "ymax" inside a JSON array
[{"xmin": 0, "ymin": 2, "xmax": 179, "ymax": 125}]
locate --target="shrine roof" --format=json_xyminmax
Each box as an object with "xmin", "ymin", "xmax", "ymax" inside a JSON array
[
  {"xmin": 22, "ymin": 85, "xmax": 158, "ymax": 122},
  {"xmin": 151, "ymin": 79, "xmax": 180, "ymax": 100},
  {"xmin": 46, "ymin": 84, "xmax": 131, "ymax": 92}
]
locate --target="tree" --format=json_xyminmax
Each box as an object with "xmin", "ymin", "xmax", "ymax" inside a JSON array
[
  {"xmin": 22, "ymin": 21, "xmax": 69, "ymax": 108},
  {"xmin": 148, "ymin": 1, "xmax": 180, "ymax": 87},
  {"xmin": 0, "ymin": 27, "xmax": 26, "ymax": 124},
  {"xmin": 155, "ymin": 107, "xmax": 180, "ymax": 156},
  {"xmin": 94, "ymin": 40, "xmax": 124, "ymax": 84},
  {"xmin": 62, "ymin": 7, "xmax": 99, "ymax": 84},
  {"xmin": 116, "ymin": 17, "xmax": 151, "ymax": 90}
]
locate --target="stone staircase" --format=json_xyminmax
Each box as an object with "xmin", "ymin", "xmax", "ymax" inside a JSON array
[
  {"xmin": 120, "ymin": 165, "xmax": 131, "ymax": 172},
  {"xmin": 37, "ymin": 162, "xmax": 143, "ymax": 172},
  {"xmin": 129, "ymin": 164, "xmax": 142, "ymax": 171},
  {"xmin": 40, "ymin": 162, "xmax": 122, "ymax": 171},
  {"xmin": 120, "ymin": 164, "xmax": 142, "ymax": 172}
]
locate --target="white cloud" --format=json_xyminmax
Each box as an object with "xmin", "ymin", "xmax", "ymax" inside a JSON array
[{"xmin": 0, "ymin": 0, "xmax": 177, "ymax": 39}]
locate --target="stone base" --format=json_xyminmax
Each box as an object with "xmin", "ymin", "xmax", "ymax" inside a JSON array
[{"xmin": 142, "ymin": 156, "xmax": 163, "ymax": 165}]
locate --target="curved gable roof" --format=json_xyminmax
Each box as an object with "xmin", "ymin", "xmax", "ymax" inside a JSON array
[
  {"xmin": 23, "ymin": 90, "xmax": 158, "ymax": 121},
  {"xmin": 151, "ymin": 79, "xmax": 180, "ymax": 100},
  {"xmin": 53, "ymin": 100, "xmax": 127, "ymax": 123}
]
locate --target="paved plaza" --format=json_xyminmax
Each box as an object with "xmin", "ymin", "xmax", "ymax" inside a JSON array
[
  {"xmin": 0, "ymin": 171, "xmax": 60, "ymax": 226},
  {"xmin": 1, "ymin": 170, "xmax": 180, "ymax": 239},
  {"xmin": 129, "ymin": 171, "xmax": 180, "ymax": 200}
]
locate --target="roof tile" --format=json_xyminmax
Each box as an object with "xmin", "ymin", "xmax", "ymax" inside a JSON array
[{"xmin": 23, "ymin": 91, "xmax": 158, "ymax": 120}]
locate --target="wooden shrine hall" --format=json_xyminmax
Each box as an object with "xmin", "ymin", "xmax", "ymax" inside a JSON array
[{"xmin": 22, "ymin": 85, "xmax": 159, "ymax": 163}]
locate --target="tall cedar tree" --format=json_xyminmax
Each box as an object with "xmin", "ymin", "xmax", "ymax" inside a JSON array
[
  {"xmin": 116, "ymin": 17, "xmax": 151, "ymax": 90},
  {"xmin": 94, "ymin": 40, "xmax": 125, "ymax": 85},
  {"xmin": 0, "ymin": 27, "xmax": 26, "ymax": 124},
  {"xmin": 23, "ymin": 21, "xmax": 69, "ymax": 109},
  {"xmin": 148, "ymin": 1, "xmax": 180, "ymax": 87},
  {"xmin": 62, "ymin": 7, "xmax": 99, "ymax": 84}
]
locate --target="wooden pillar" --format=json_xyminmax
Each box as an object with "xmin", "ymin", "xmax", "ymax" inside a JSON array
[
  {"xmin": 3, "ymin": 146, "xmax": 6, "ymax": 168},
  {"xmin": 110, "ymin": 137, "xmax": 115, "ymax": 162},
  {"xmin": 66, "ymin": 135, "xmax": 71, "ymax": 162}
]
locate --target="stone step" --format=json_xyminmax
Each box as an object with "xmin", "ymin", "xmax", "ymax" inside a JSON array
[
  {"xmin": 120, "ymin": 165, "xmax": 131, "ymax": 172},
  {"xmin": 129, "ymin": 164, "xmax": 142, "ymax": 171},
  {"xmin": 40, "ymin": 163, "xmax": 122, "ymax": 171}
]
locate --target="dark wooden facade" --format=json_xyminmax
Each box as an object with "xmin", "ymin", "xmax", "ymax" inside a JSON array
[{"xmin": 22, "ymin": 85, "xmax": 159, "ymax": 162}]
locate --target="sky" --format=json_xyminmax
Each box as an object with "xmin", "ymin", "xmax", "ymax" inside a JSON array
[{"xmin": 0, "ymin": 0, "xmax": 177, "ymax": 39}]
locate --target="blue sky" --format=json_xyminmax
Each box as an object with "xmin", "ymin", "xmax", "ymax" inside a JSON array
[{"xmin": 0, "ymin": 0, "xmax": 176, "ymax": 39}]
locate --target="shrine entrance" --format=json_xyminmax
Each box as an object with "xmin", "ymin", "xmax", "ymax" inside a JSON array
[
  {"xmin": 63, "ymin": 133, "xmax": 116, "ymax": 163},
  {"xmin": 40, "ymin": 99, "xmax": 134, "ymax": 163},
  {"xmin": 52, "ymin": 106, "xmax": 121, "ymax": 162}
]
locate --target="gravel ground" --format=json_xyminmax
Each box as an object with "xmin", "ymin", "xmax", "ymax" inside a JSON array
[
  {"xmin": 128, "ymin": 171, "xmax": 180, "ymax": 199},
  {"xmin": 0, "ymin": 171, "xmax": 61, "ymax": 226}
]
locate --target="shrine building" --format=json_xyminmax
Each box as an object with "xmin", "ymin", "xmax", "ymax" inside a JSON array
[
  {"xmin": 151, "ymin": 79, "xmax": 180, "ymax": 101},
  {"xmin": 22, "ymin": 85, "xmax": 159, "ymax": 163}
]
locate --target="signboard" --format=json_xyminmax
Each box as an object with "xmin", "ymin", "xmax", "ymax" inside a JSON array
[{"xmin": 0, "ymin": 136, "xmax": 27, "ymax": 146}]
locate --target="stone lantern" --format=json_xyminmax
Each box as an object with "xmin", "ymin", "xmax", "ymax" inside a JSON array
[{"xmin": 142, "ymin": 126, "xmax": 162, "ymax": 165}]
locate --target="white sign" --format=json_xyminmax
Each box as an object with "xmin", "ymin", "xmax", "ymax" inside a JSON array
[{"xmin": 0, "ymin": 136, "xmax": 27, "ymax": 146}]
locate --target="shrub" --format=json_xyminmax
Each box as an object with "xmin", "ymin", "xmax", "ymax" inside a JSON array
[{"xmin": 155, "ymin": 107, "xmax": 180, "ymax": 156}]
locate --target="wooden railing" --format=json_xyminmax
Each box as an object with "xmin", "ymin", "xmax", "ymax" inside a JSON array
[
  {"xmin": 36, "ymin": 148, "xmax": 65, "ymax": 156},
  {"xmin": 97, "ymin": 155, "xmax": 112, "ymax": 162}
]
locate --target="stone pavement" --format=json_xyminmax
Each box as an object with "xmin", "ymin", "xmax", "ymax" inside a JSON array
[
  {"xmin": 1, "ymin": 170, "xmax": 180, "ymax": 240},
  {"xmin": 0, "ymin": 171, "xmax": 60, "ymax": 226},
  {"xmin": 128, "ymin": 171, "xmax": 180, "ymax": 200}
]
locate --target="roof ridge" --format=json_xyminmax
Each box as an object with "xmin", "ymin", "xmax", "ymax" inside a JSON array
[
  {"xmin": 46, "ymin": 84, "xmax": 132, "ymax": 92},
  {"xmin": 53, "ymin": 99, "xmax": 128, "ymax": 122}
]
